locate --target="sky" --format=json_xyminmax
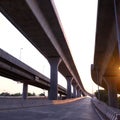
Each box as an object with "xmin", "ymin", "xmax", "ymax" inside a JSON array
[{"xmin": 0, "ymin": 0, "xmax": 99, "ymax": 95}]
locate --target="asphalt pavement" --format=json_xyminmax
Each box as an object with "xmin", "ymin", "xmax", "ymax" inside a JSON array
[{"xmin": 0, "ymin": 97, "xmax": 100, "ymax": 120}]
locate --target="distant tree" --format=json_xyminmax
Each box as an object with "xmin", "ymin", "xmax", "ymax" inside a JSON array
[
  {"xmin": 39, "ymin": 93, "xmax": 45, "ymax": 96},
  {"xmin": 32, "ymin": 92, "xmax": 36, "ymax": 96},
  {"xmin": 95, "ymin": 90, "xmax": 108, "ymax": 104},
  {"xmin": 11, "ymin": 93, "xmax": 21, "ymax": 96},
  {"xmin": 0, "ymin": 92, "xmax": 10, "ymax": 96},
  {"xmin": 28, "ymin": 92, "xmax": 36, "ymax": 96}
]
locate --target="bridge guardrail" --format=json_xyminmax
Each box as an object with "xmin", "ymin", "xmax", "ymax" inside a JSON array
[{"xmin": 92, "ymin": 97, "xmax": 120, "ymax": 120}]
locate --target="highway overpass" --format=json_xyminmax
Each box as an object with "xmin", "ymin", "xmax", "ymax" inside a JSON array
[
  {"xmin": 1, "ymin": 1, "xmax": 120, "ymax": 119},
  {"xmin": 0, "ymin": 48, "xmax": 67, "ymax": 99},
  {"xmin": 0, "ymin": 0, "xmax": 88, "ymax": 99},
  {"xmin": 91, "ymin": 0, "xmax": 120, "ymax": 108}
]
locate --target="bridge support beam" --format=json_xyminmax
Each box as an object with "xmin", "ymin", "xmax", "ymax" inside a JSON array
[
  {"xmin": 72, "ymin": 82, "xmax": 77, "ymax": 98},
  {"xmin": 66, "ymin": 76, "xmax": 72, "ymax": 98},
  {"xmin": 108, "ymin": 82, "xmax": 118, "ymax": 108},
  {"xmin": 22, "ymin": 83, "xmax": 28, "ymax": 99},
  {"xmin": 77, "ymin": 88, "xmax": 81, "ymax": 97},
  {"xmin": 79, "ymin": 90, "xmax": 81, "ymax": 97},
  {"xmin": 105, "ymin": 78, "xmax": 118, "ymax": 108},
  {"xmin": 59, "ymin": 93, "xmax": 62, "ymax": 100},
  {"xmin": 107, "ymin": 81, "xmax": 118, "ymax": 107},
  {"xmin": 81, "ymin": 92, "xmax": 86, "ymax": 96},
  {"xmin": 48, "ymin": 57, "xmax": 61, "ymax": 100}
]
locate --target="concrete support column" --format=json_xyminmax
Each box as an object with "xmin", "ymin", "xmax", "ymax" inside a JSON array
[
  {"xmin": 22, "ymin": 83, "xmax": 28, "ymax": 99},
  {"xmin": 79, "ymin": 90, "xmax": 81, "ymax": 97},
  {"xmin": 114, "ymin": 0, "xmax": 120, "ymax": 54},
  {"xmin": 72, "ymin": 82, "xmax": 77, "ymax": 98},
  {"xmin": 76, "ymin": 87, "xmax": 79, "ymax": 97},
  {"xmin": 59, "ymin": 94, "xmax": 62, "ymax": 100},
  {"xmin": 82, "ymin": 92, "xmax": 86, "ymax": 96},
  {"xmin": 77, "ymin": 88, "xmax": 81, "ymax": 97},
  {"xmin": 48, "ymin": 89, "xmax": 50, "ymax": 99},
  {"xmin": 48, "ymin": 57, "xmax": 61, "ymax": 100},
  {"xmin": 105, "ymin": 79, "xmax": 118, "ymax": 108},
  {"xmin": 66, "ymin": 76, "xmax": 72, "ymax": 98}
]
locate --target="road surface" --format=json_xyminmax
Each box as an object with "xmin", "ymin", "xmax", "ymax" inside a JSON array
[{"xmin": 0, "ymin": 97, "xmax": 100, "ymax": 120}]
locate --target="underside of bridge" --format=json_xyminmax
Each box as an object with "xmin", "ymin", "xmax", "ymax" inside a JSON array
[{"xmin": 91, "ymin": 0, "xmax": 120, "ymax": 107}]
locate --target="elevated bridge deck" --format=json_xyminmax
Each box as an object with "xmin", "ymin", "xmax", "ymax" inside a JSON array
[{"xmin": 0, "ymin": 48, "xmax": 67, "ymax": 95}]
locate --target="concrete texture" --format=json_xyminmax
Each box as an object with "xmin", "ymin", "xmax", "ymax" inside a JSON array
[{"xmin": 0, "ymin": 97, "xmax": 100, "ymax": 120}]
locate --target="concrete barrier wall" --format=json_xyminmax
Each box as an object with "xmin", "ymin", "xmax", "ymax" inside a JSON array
[{"xmin": 92, "ymin": 97, "xmax": 120, "ymax": 120}]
